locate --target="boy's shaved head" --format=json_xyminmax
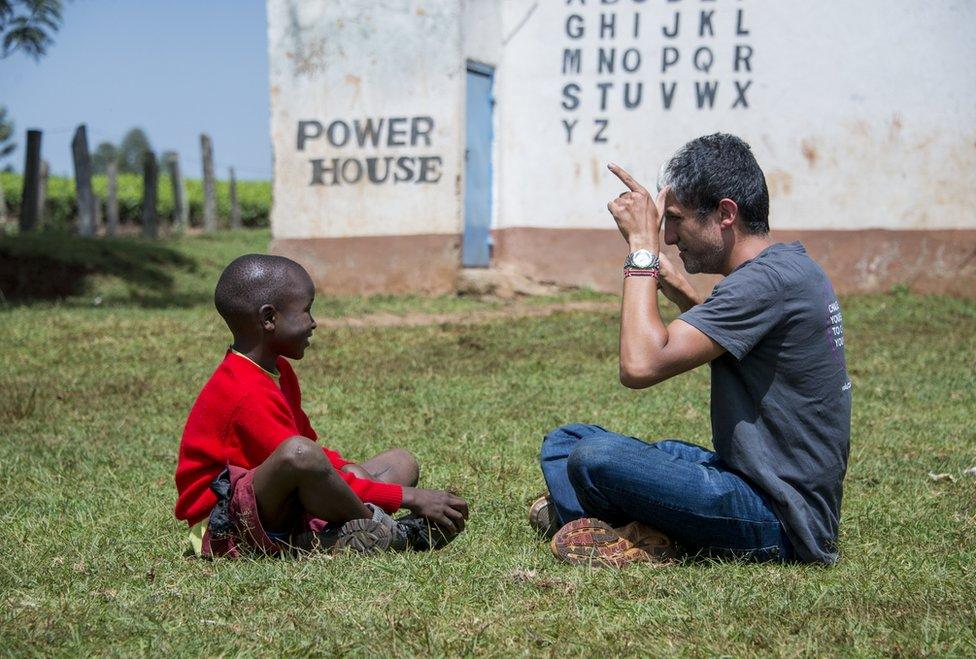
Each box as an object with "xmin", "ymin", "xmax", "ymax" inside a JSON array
[{"xmin": 214, "ymin": 254, "xmax": 310, "ymax": 328}]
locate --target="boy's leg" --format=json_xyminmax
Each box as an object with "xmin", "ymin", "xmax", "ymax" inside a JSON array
[
  {"xmin": 251, "ymin": 436, "xmax": 372, "ymax": 532},
  {"xmin": 540, "ymin": 424, "xmax": 629, "ymax": 527},
  {"xmin": 567, "ymin": 435, "xmax": 792, "ymax": 560},
  {"xmin": 341, "ymin": 448, "xmax": 420, "ymax": 486}
]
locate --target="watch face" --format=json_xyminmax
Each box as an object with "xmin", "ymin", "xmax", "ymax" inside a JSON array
[{"xmin": 633, "ymin": 250, "xmax": 653, "ymax": 268}]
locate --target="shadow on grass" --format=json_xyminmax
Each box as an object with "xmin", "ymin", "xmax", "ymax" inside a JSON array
[{"xmin": 0, "ymin": 231, "xmax": 199, "ymax": 305}]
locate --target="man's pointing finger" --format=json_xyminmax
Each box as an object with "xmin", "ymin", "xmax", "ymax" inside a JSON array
[{"xmin": 607, "ymin": 162, "xmax": 648, "ymax": 194}]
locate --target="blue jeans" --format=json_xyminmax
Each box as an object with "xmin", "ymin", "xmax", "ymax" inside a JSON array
[{"xmin": 540, "ymin": 423, "xmax": 794, "ymax": 562}]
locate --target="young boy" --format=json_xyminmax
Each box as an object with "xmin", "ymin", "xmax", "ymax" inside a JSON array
[{"xmin": 175, "ymin": 254, "xmax": 469, "ymax": 557}]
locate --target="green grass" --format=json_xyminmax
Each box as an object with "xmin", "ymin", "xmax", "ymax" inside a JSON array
[{"xmin": 1, "ymin": 231, "xmax": 974, "ymax": 655}]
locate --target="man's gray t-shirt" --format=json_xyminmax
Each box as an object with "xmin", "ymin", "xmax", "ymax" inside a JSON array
[{"xmin": 679, "ymin": 242, "xmax": 851, "ymax": 564}]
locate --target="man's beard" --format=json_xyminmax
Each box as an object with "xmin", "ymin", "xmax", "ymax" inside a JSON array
[{"xmin": 680, "ymin": 241, "xmax": 725, "ymax": 274}]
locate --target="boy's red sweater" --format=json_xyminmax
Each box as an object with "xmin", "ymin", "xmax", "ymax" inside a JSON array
[{"xmin": 174, "ymin": 351, "xmax": 403, "ymax": 525}]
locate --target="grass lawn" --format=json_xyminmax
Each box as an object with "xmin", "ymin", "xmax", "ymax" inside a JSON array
[{"xmin": 1, "ymin": 230, "xmax": 974, "ymax": 655}]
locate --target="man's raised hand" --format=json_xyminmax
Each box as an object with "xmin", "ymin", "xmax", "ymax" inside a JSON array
[{"xmin": 606, "ymin": 162, "xmax": 668, "ymax": 251}]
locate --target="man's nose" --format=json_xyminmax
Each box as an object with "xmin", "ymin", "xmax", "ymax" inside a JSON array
[{"xmin": 663, "ymin": 220, "xmax": 677, "ymax": 245}]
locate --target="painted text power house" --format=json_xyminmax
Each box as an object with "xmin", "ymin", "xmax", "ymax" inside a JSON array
[{"xmin": 296, "ymin": 116, "xmax": 443, "ymax": 186}]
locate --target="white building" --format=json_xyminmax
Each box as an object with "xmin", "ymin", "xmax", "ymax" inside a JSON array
[{"xmin": 267, "ymin": 0, "xmax": 976, "ymax": 297}]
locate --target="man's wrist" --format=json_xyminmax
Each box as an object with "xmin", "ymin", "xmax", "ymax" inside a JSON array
[
  {"xmin": 628, "ymin": 238, "xmax": 659, "ymax": 253},
  {"xmin": 624, "ymin": 267, "xmax": 660, "ymax": 280},
  {"xmin": 624, "ymin": 247, "xmax": 660, "ymax": 272},
  {"xmin": 400, "ymin": 486, "xmax": 416, "ymax": 507}
]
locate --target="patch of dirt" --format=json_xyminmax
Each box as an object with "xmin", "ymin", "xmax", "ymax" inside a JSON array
[{"xmin": 320, "ymin": 300, "xmax": 618, "ymax": 329}]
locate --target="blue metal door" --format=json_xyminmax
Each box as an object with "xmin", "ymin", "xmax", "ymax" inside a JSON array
[{"xmin": 462, "ymin": 62, "xmax": 494, "ymax": 267}]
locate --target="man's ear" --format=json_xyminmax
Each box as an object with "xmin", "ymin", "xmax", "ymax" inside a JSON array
[
  {"xmin": 717, "ymin": 198, "xmax": 738, "ymax": 230},
  {"xmin": 259, "ymin": 304, "xmax": 276, "ymax": 332}
]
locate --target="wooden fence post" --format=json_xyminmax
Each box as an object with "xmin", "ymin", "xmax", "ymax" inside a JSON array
[
  {"xmin": 71, "ymin": 124, "xmax": 96, "ymax": 237},
  {"xmin": 19, "ymin": 129, "xmax": 42, "ymax": 232},
  {"xmin": 141, "ymin": 150, "xmax": 158, "ymax": 238},
  {"xmin": 166, "ymin": 153, "xmax": 188, "ymax": 232},
  {"xmin": 38, "ymin": 160, "xmax": 49, "ymax": 227},
  {"xmin": 93, "ymin": 190, "xmax": 102, "ymax": 234},
  {"xmin": 106, "ymin": 162, "xmax": 119, "ymax": 237},
  {"xmin": 200, "ymin": 133, "xmax": 216, "ymax": 232},
  {"xmin": 229, "ymin": 167, "xmax": 241, "ymax": 229},
  {"xmin": 0, "ymin": 173, "xmax": 6, "ymax": 224}
]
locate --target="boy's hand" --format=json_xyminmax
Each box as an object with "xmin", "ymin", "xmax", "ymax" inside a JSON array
[{"xmin": 401, "ymin": 487, "xmax": 469, "ymax": 532}]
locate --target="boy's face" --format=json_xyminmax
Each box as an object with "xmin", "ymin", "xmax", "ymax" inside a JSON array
[{"xmin": 269, "ymin": 271, "xmax": 317, "ymax": 360}]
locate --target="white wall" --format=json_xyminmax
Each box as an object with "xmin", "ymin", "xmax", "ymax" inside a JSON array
[
  {"xmin": 268, "ymin": 0, "xmax": 976, "ymax": 243},
  {"xmin": 494, "ymin": 0, "xmax": 976, "ymax": 231},
  {"xmin": 267, "ymin": 0, "xmax": 464, "ymax": 240}
]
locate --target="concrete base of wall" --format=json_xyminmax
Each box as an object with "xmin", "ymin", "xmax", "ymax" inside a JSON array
[
  {"xmin": 493, "ymin": 227, "xmax": 976, "ymax": 298},
  {"xmin": 271, "ymin": 234, "xmax": 460, "ymax": 296},
  {"xmin": 271, "ymin": 229, "xmax": 976, "ymax": 298}
]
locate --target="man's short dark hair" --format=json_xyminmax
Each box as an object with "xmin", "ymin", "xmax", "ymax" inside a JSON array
[
  {"xmin": 662, "ymin": 133, "xmax": 770, "ymax": 235},
  {"xmin": 214, "ymin": 254, "xmax": 306, "ymax": 325}
]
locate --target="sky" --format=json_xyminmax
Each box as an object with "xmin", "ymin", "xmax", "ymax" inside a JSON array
[{"xmin": 0, "ymin": 0, "xmax": 271, "ymax": 180}]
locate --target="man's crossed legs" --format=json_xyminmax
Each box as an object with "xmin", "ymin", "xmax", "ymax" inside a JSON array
[{"xmin": 539, "ymin": 424, "xmax": 794, "ymax": 565}]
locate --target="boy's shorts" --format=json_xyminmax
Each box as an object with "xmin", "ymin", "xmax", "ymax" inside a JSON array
[{"xmin": 201, "ymin": 466, "xmax": 327, "ymax": 558}]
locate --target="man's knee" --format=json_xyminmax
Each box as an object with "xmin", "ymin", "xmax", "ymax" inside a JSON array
[
  {"xmin": 541, "ymin": 423, "xmax": 602, "ymax": 459},
  {"xmin": 275, "ymin": 436, "xmax": 330, "ymax": 476},
  {"xmin": 565, "ymin": 435, "xmax": 619, "ymax": 489}
]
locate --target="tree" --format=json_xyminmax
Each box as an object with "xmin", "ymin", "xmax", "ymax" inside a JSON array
[
  {"xmin": 91, "ymin": 141, "xmax": 117, "ymax": 175},
  {"xmin": 0, "ymin": 0, "xmax": 65, "ymax": 60},
  {"xmin": 0, "ymin": 105, "xmax": 14, "ymax": 166},
  {"xmin": 158, "ymin": 149, "xmax": 178, "ymax": 168},
  {"xmin": 116, "ymin": 127, "xmax": 152, "ymax": 174}
]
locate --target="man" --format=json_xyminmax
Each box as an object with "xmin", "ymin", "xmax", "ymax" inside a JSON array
[{"xmin": 534, "ymin": 134, "xmax": 851, "ymax": 566}]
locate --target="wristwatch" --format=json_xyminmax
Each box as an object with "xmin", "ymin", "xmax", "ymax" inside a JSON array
[{"xmin": 624, "ymin": 249, "xmax": 660, "ymax": 271}]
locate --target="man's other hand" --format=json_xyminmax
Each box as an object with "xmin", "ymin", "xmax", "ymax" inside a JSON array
[
  {"xmin": 658, "ymin": 254, "xmax": 702, "ymax": 312},
  {"xmin": 401, "ymin": 487, "xmax": 469, "ymax": 532}
]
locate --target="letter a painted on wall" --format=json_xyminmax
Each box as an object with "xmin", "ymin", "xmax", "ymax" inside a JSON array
[{"xmin": 463, "ymin": 61, "xmax": 495, "ymax": 268}]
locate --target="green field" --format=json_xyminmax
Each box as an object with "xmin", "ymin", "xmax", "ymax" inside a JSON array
[{"xmin": 1, "ymin": 229, "xmax": 974, "ymax": 655}]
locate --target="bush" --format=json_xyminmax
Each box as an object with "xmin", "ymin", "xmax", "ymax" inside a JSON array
[
  {"xmin": 0, "ymin": 171, "xmax": 270, "ymax": 231},
  {"xmin": 0, "ymin": 231, "xmax": 198, "ymax": 302}
]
